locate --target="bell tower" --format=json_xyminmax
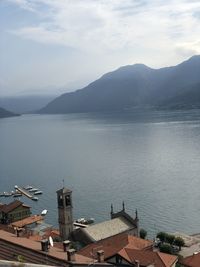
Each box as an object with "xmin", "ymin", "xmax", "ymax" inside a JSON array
[{"xmin": 57, "ymin": 187, "xmax": 73, "ymax": 240}]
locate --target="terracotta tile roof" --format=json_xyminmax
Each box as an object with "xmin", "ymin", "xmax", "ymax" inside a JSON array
[
  {"xmin": 0, "ymin": 200, "xmax": 23, "ymax": 214},
  {"xmin": 78, "ymin": 232, "xmax": 153, "ymax": 259},
  {"xmin": 51, "ymin": 230, "xmax": 60, "ymax": 236},
  {"xmin": 28, "ymin": 229, "xmax": 60, "ymax": 243},
  {"xmin": 10, "ymin": 215, "xmax": 43, "ymax": 228},
  {"xmin": 118, "ymin": 248, "xmax": 177, "ymax": 267},
  {"xmin": 181, "ymin": 252, "xmax": 200, "ymax": 267},
  {"xmin": 158, "ymin": 251, "xmax": 178, "ymax": 267},
  {"xmin": 126, "ymin": 235, "xmax": 153, "ymax": 250},
  {"xmin": 43, "ymin": 229, "xmax": 60, "ymax": 238},
  {"xmin": 0, "ymin": 229, "xmax": 93, "ymax": 264}
]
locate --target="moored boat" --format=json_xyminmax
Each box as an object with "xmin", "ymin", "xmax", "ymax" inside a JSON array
[
  {"xmin": 29, "ymin": 188, "xmax": 39, "ymax": 192},
  {"xmin": 13, "ymin": 192, "xmax": 22, "ymax": 197},
  {"xmin": 24, "ymin": 185, "xmax": 33, "ymax": 190},
  {"xmin": 41, "ymin": 209, "xmax": 48, "ymax": 215},
  {"xmin": 4, "ymin": 192, "xmax": 12, "ymax": 197},
  {"xmin": 31, "ymin": 196, "xmax": 38, "ymax": 201},
  {"xmin": 75, "ymin": 217, "xmax": 94, "ymax": 225},
  {"xmin": 34, "ymin": 190, "xmax": 43, "ymax": 195}
]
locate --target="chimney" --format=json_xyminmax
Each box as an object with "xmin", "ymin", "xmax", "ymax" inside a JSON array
[
  {"xmin": 135, "ymin": 260, "xmax": 140, "ymax": 267},
  {"xmin": 63, "ymin": 240, "xmax": 71, "ymax": 252},
  {"xmin": 41, "ymin": 239, "xmax": 49, "ymax": 252},
  {"xmin": 67, "ymin": 249, "xmax": 76, "ymax": 262},
  {"xmin": 97, "ymin": 250, "xmax": 104, "ymax": 263}
]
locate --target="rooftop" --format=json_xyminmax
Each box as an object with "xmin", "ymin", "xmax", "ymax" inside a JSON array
[
  {"xmin": 82, "ymin": 217, "xmax": 136, "ymax": 242},
  {"xmin": 56, "ymin": 187, "xmax": 72, "ymax": 194},
  {"xmin": 0, "ymin": 229, "xmax": 93, "ymax": 264},
  {"xmin": 181, "ymin": 251, "xmax": 200, "ymax": 267},
  {"xmin": 10, "ymin": 215, "xmax": 43, "ymax": 228},
  {"xmin": 0, "ymin": 200, "xmax": 30, "ymax": 214},
  {"xmin": 118, "ymin": 248, "xmax": 178, "ymax": 267},
  {"xmin": 78, "ymin": 232, "xmax": 153, "ymax": 259}
]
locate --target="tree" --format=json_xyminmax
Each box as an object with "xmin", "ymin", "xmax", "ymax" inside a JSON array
[
  {"xmin": 156, "ymin": 232, "xmax": 168, "ymax": 243},
  {"xmin": 159, "ymin": 244, "xmax": 172, "ymax": 254},
  {"xmin": 174, "ymin": 237, "xmax": 185, "ymax": 251},
  {"xmin": 166, "ymin": 234, "xmax": 175, "ymax": 245},
  {"xmin": 139, "ymin": 229, "xmax": 147, "ymax": 239}
]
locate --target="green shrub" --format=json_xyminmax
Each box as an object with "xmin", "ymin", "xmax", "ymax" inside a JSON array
[
  {"xmin": 160, "ymin": 243, "xmax": 172, "ymax": 254},
  {"xmin": 139, "ymin": 228, "xmax": 147, "ymax": 239}
]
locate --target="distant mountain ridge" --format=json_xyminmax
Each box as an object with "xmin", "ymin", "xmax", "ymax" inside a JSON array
[
  {"xmin": 0, "ymin": 95, "xmax": 56, "ymax": 114},
  {"xmin": 39, "ymin": 55, "xmax": 200, "ymax": 114},
  {"xmin": 0, "ymin": 107, "xmax": 19, "ymax": 118}
]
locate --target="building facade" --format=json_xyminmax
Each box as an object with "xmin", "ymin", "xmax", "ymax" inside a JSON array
[{"xmin": 0, "ymin": 200, "xmax": 31, "ymax": 224}]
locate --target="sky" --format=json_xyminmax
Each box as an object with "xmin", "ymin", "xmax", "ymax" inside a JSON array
[{"xmin": 0, "ymin": 0, "xmax": 200, "ymax": 97}]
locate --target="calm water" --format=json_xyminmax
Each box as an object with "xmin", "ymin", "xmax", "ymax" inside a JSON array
[{"xmin": 1, "ymin": 110, "xmax": 200, "ymax": 238}]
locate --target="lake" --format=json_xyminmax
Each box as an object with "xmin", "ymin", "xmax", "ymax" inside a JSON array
[{"xmin": 1, "ymin": 109, "xmax": 200, "ymax": 238}]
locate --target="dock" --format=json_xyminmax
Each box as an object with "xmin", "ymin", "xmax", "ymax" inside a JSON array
[{"xmin": 15, "ymin": 186, "xmax": 33, "ymax": 199}]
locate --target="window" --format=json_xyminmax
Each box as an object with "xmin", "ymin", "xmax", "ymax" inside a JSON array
[
  {"xmin": 65, "ymin": 195, "xmax": 71, "ymax": 206},
  {"xmin": 58, "ymin": 195, "xmax": 63, "ymax": 207}
]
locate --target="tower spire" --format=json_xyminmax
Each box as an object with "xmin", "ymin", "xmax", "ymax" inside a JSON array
[
  {"xmin": 111, "ymin": 203, "xmax": 113, "ymax": 214},
  {"xmin": 135, "ymin": 209, "xmax": 138, "ymax": 219},
  {"xmin": 122, "ymin": 201, "xmax": 125, "ymax": 211}
]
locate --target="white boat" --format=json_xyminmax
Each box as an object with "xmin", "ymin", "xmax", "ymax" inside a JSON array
[
  {"xmin": 4, "ymin": 192, "xmax": 12, "ymax": 197},
  {"xmin": 41, "ymin": 209, "xmax": 48, "ymax": 215},
  {"xmin": 34, "ymin": 190, "xmax": 43, "ymax": 195},
  {"xmin": 24, "ymin": 185, "xmax": 33, "ymax": 190},
  {"xmin": 76, "ymin": 218, "xmax": 94, "ymax": 225},
  {"xmin": 29, "ymin": 188, "xmax": 39, "ymax": 192},
  {"xmin": 31, "ymin": 196, "xmax": 38, "ymax": 201}
]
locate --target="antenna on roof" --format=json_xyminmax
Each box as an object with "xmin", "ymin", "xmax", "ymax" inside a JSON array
[{"xmin": 62, "ymin": 179, "xmax": 65, "ymax": 188}]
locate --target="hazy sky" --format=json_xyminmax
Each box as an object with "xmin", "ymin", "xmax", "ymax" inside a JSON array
[{"xmin": 1, "ymin": 0, "xmax": 200, "ymax": 96}]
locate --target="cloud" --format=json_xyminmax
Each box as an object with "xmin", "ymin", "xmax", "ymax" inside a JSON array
[
  {"xmin": 2, "ymin": 0, "xmax": 200, "ymax": 95},
  {"xmin": 7, "ymin": 0, "xmax": 38, "ymax": 12},
  {"xmin": 176, "ymin": 41, "xmax": 200, "ymax": 57},
  {"xmin": 8, "ymin": 0, "xmax": 200, "ymax": 55}
]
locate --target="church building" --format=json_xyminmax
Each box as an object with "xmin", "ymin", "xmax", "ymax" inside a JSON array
[
  {"xmin": 73, "ymin": 202, "xmax": 139, "ymax": 245},
  {"xmin": 57, "ymin": 186, "xmax": 139, "ymax": 245}
]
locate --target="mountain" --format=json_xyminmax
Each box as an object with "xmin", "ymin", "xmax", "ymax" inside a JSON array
[
  {"xmin": 0, "ymin": 107, "xmax": 19, "ymax": 118},
  {"xmin": 0, "ymin": 95, "xmax": 56, "ymax": 114},
  {"xmin": 39, "ymin": 55, "xmax": 200, "ymax": 114}
]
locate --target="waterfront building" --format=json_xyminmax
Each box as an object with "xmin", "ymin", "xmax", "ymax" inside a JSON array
[
  {"xmin": 73, "ymin": 202, "xmax": 139, "ymax": 245},
  {"xmin": 0, "ymin": 200, "xmax": 31, "ymax": 224}
]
